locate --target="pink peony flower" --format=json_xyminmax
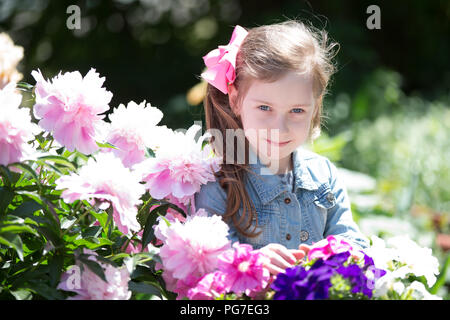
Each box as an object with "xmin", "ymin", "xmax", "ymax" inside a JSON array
[
  {"xmin": 159, "ymin": 211, "xmax": 231, "ymax": 281},
  {"xmin": 106, "ymin": 100, "xmax": 168, "ymax": 168},
  {"xmin": 133, "ymin": 124, "xmax": 221, "ymax": 213},
  {"xmin": 55, "ymin": 152, "xmax": 145, "ymax": 236},
  {"xmin": 166, "ymin": 194, "xmax": 190, "ymax": 215},
  {"xmin": 308, "ymin": 235, "xmax": 354, "ymax": 261},
  {"xmin": 57, "ymin": 249, "xmax": 131, "ymax": 300},
  {"xmin": 31, "ymin": 68, "xmax": 112, "ymax": 155},
  {"xmin": 187, "ymin": 271, "xmax": 228, "ymax": 300},
  {"xmin": 217, "ymin": 242, "xmax": 271, "ymax": 296},
  {"xmin": 0, "ymin": 82, "xmax": 40, "ymax": 165},
  {"xmin": 155, "ymin": 262, "xmax": 201, "ymax": 300},
  {"xmin": 172, "ymin": 274, "xmax": 202, "ymax": 300},
  {"xmin": 153, "ymin": 207, "xmax": 186, "ymax": 243}
]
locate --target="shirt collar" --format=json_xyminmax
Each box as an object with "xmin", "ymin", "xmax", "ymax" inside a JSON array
[{"xmin": 247, "ymin": 146, "xmax": 319, "ymax": 205}]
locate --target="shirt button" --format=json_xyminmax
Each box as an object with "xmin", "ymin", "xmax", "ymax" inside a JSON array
[
  {"xmin": 300, "ymin": 230, "xmax": 309, "ymax": 242},
  {"xmin": 284, "ymin": 198, "xmax": 291, "ymax": 204},
  {"xmin": 326, "ymin": 192, "xmax": 335, "ymax": 202},
  {"xmin": 286, "ymin": 233, "xmax": 291, "ymax": 241}
]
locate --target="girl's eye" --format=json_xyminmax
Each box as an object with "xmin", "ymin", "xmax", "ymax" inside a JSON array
[
  {"xmin": 291, "ymin": 108, "xmax": 305, "ymax": 114},
  {"xmin": 258, "ymin": 105, "xmax": 271, "ymax": 111}
]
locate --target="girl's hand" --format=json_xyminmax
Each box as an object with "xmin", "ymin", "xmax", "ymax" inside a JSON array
[
  {"xmin": 298, "ymin": 243, "xmax": 312, "ymax": 256},
  {"xmin": 259, "ymin": 243, "xmax": 309, "ymax": 275}
]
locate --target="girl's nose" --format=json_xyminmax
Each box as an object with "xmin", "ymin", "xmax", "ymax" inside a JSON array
[{"xmin": 273, "ymin": 115, "xmax": 290, "ymax": 135}]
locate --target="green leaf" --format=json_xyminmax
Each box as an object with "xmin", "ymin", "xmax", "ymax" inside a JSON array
[
  {"xmin": 74, "ymin": 151, "xmax": 89, "ymax": 162},
  {"xmin": 129, "ymin": 251, "xmax": 159, "ymax": 271},
  {"xmin": 27, "ymin": 280, "xmax": 65, "ymax": 300},
  {"xmin": 93, "ymin": 253, "xmax": 118, "ymax": 268},
  {"xmin": 81, "ymin": 226, "xmax": 102, "ymax": 238},
  {"xmin": 35, "ymin": 159, "xmax": 64, "ymax": 175},
  {"xmin": 16, "ymin": 81, "xmax": 34, "ymax": 92},
  {"xmin": 430, "ymin": 254, "xmax": 450, "ymax": 294},
  {"xmin": 105, "ymin": 206, "xmax": 114, "ymax": 238},
  {"xmin": 41, "ymin": 200, "xmax": 61, "ymax": 229},
  {"xmin": 10, "ymin": 288, "xmax": 33, "ymax": 300},
  {"xmin": 37, "ymin": 155, "xmax": 77, "ymax": 171},
  {"xmin": 166, "ymin": 202, "xmax": 187, "ymax": 218},
  {"xmin": 137, "ymin": 197, "xmax": 155, "ymax": 226},
  {"xmin": 60, "ymin": 216, "xmax": 76, "ymax": 229},
  {"xmin": 0, "ymin": 186, "xmax": 14, "ymax": 214},
  {"xmin": 0, "ymin": 165, "xmax": 12, "ymax": 187},
  {"xmin": 146, "ymin": 148, "xmax": 156, "ymax": 158},
  {"xmin": 7, "ymin": 162, "xmax": 41, "ymax": 187},
  {"xmin": 109, "ymin": 253, "xmax": 131, "ymax": 261},
  {"xmin": 96, "ymin": 141, "xmax": 118, "ymax": 149},
  {"xmin": 35, "ymin": 225, "xmax": 63, "ymax": 249},
  {"xmin": 10, "ymin": 170, "xmax": 25, "ymax": 186},
  {"xmin": 0, "ymin": 232, "xmax": 24, "ymax": 261},
  {"xmin": 0, "ymin": 224, "xmax": 39, "ymax": 236},
  {"xmin": 73, "ymin": 237, "xmax": 114, "ymax": 249},
  {"xmin": 130, "ymin": 265, "xmax": 155, "ymax": 280},
  {"xmin": 141, "ymin": 206, "xmax": 166, "ymax": 249},
  {"xmin": 90, "ymin": 210, "xmax": 108, "ymax": 230},
  {"xmin": 9, "ymin": 200, "xmax": 43, "ymax": 218},
  {"xmin": 128, "ymin": 281, "xmax": 162, "ymax": 297},
  {"xmin": 62, "ymin": 149, "xmax": 74, "ymax": 157},
  {"xmin": 14, "ymin": 185, "xmax": 40, "ymax": 192},
  {"xmin": 157, "ymin": 213, "xmax": 171, "ymax": 227},
  {"xmin": 49, "ymin": 252, "xmax": 64, "ymax": 287},
  {"xmin": 78, "ymin": 256, "xmax": 107, "ymax": 282}
]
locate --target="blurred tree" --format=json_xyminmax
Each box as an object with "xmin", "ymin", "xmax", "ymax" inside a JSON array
[{"xmin": 0, "ymin": 0, "xmax": 448, "ymax": 132}]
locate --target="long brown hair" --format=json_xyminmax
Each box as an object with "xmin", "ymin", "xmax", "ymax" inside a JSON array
[{"xmin": 202, "ymin": 19, "xmax": 339, "ymax": 237}]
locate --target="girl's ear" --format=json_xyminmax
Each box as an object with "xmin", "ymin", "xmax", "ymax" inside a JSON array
[{"xmin": 228, "ymin": 84, "xmax": 240, "ymax": 116}]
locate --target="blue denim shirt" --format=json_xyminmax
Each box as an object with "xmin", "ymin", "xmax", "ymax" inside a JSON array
[{"xmin": 194, "ymin": 146, "xmax": 369, "ymax": 251}]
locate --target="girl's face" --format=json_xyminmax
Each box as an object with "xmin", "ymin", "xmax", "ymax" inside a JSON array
[{"xmin": 229, "ymin": 71, "xmax": 316, "ymax": 169}]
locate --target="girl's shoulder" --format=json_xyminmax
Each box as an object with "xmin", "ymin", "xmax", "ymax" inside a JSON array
[
  {"xmin": 295, "ymin": 146, "xmax": 334, "ymax": 169},
  {"xmin": 194, "ymin": 176, "xmax": 231, "ymax": 217},
  {"xmin": 295, "ymin": 146, "xmax": 329, "ymax": 162},
  {"xmin": 293, "ymin": 146, "xmax": 339, "ymax": 185}
]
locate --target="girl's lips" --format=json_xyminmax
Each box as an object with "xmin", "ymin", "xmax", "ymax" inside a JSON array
[{"xmin": 266, "ymin": 139, "xmax": 291, "ymax": 146}]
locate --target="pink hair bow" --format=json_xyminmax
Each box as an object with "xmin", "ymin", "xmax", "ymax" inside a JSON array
[{"xmin": 201, "ymin": 25, "xmax": 248, "ymax": 95}]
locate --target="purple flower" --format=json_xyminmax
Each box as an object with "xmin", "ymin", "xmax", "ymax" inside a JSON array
[
  {"xmin": 271, "ymin": 266, "xmax": 307, "ymax": 300},
  {"xmin": 336, "ymin": 264, "xmax": 373, "ymax": 298},
  {"xmin": 271, "ymin": 262, "xmax": 334, "ymax": 300},
  {"xmin": 323, "ymin": 251, "xmax": 351, "ymax": 268},
  {"xmin": 363, "ymin": 253, "xmax": 375, "ymax": 269},
  {"xmin": 361, "ymin": 253, "xmax": 387, "ymax": 290},
  {"xmin": 272, "ymin": 250, "xmax": 387, "ymax": 300}
]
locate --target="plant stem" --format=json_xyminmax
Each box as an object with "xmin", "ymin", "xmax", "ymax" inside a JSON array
[
  {"xmin": 62, "ymin": 209, "xmax": 90, "ymax": 236},
  {"xmin": 45, "ymin": 137, "xmax": 54, "ymax": 152},
  {"xmin": 122, "ymin": 231, "xmax": 139, "ymax": 251}
]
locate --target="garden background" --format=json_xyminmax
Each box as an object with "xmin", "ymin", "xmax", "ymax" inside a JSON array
[{"xmin": 1, "ymin": 0, "xmax": 449, "ymax": 299}]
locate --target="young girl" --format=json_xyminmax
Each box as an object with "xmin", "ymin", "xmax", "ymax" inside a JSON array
[{"xmin": 194, "ymin": 20, "xmax": 369, "ymax": 275}]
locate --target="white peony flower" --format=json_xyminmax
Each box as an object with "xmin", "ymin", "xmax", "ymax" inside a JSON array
[
  {"xmin": 159, "ymin": 211, "xmax": 231, "ymax": 280},
  {"xmin": 56, "ymin": 152, "xmax": 145, "ymax": 235},
  {"xmin": 387, "ymin": 235, "xmax": 440, "ymax": 288},
  {"xmin": 406, "ymin": 281, "xmax": 442, "ymax": 300},
  {"xmin": 58, "ymin": 249, "xmax": 131, "ymax": 300},
  {"xmin": 0, "ymin": 33, "xmax": 24, "ymax": 89},
  {"xmin": 365, "ymin": 235, "xmax": 399, "ymax": 270},
  {"xmin": 392, "ymin": 281, "xmax": 405, "ymax": 296},
  {"xmin": 0, "ymin": 82, "xmax": 40, "ymax": 165},
  {"xmin": 133, "ymin": 124, "xmax": 221, "ymax": 208},
  {"xmin": 106, "ymin": 100, "xmax": 169, "ymax": 167},
  {"xmin": 368, "ymin": 235, "xmax": 442, "ymax": 299}
]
